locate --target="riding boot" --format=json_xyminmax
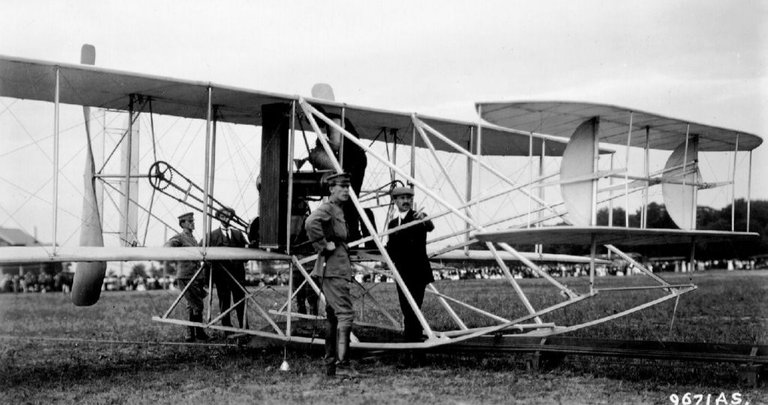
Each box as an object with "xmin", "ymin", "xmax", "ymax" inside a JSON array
[
  {"xmin": 323, "ymin": 320, "xmax": 337, "ymax": 376},
  {"xmin": 184, "ymin": 326, "xmax": 196, "ymax": 342},
  {"xmin": 309, "ymin": 298, "xmax": 319, "ymax": 316},
  {"xmin": 297, "ymin": 300, "xmax": 308, "ymax": 315},
  {"xmin": 184, "ymin": 311, "xmax": 196, "ymax": 342},
  {"xmin": 335, "ymin": 325, "xmax": 358, "ymax": 376},
  {"xmin": 192, "ymin": 312, "xmax": 211, "ymax": 341}
]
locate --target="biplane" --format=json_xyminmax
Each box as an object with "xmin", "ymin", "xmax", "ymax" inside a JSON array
[{"xmin": 0, "ymin": 46, "xmax": 762, "ymax": 350}]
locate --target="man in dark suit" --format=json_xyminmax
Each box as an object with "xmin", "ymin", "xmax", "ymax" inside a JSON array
[
  {"xmin": 206, "ymin": 207, "xmax": 248, "ymax": 331},
  {"xmin": 386, "ymin": 186, "xmax": 435, "ymax": 342}
]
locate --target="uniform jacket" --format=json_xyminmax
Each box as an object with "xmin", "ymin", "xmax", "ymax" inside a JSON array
[
  {"xmin": 386, "ymin": 210, "xmax": 435, "ymax": 286},
  {"xmin": 164, "ymin": 232, "xmax": 201, "ymax": 279},
  {"xmin": 205, "ymin": 227, "xmax": 247, "ymax": 277},
  {"xmin": 305, "ymin": 201, "xmax": 352, "ymax": 278}
]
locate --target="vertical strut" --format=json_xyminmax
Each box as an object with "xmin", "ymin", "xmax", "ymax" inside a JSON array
[
  {"xmin": 410, "ymin": 126, "xmax": 416, "ymax": 178},
  {"xmin": 731, "ymin": 134, "xmax": 739, "ymax": 232},
  {"xmin": 747, "ymin": 150, "xmax": 752, "ymax": 232},
  {"xmin": 285, "ymin": 101, "xmax": 297, "ymax": 253},
  {"xmin": 201, "ymin": 86, "xmax": 213, "ymax": 248},
  {"xmin": 608, "ymin": 154, "xmax": 614, "ymax": 228},
  {"xmin": 465, "ymin": 127, "xmax": 474, "ymax": 254},
  {"xmin": 681, "ymin": 125, "xmax": 690, "ymax": 228},
  {"xmin": 589, "ymin": 234, "xmax": 597, "ymax": 294},
  {"xmin": 536, "ymin": 138, "xmax": 545, "ymax": 254},
  {"xmin": 642, "ymin": 126, "xmax": 650, "ymax": 228},
  {"xmin": 527, "ymin": 130, "xmax": 533, "ymax": 227},
  {"xmin": 52, "ymin": 67, "xmax": 60, "ymax": 254},
  {"xmin": 121, "ymin": 96, "xmax": 135, "ymax": 246},
  {"xmin": 623, "ymin": 113, "xmax": 633, "ymax": 227},
  {"xmin": 209, "ymin": 112, "xmax": 218, "ymax": 222}
]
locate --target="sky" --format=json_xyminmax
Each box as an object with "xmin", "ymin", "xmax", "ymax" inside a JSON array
[{"xmin": 0, "ymin": 0, "xmax": 766, "ymax": 248}]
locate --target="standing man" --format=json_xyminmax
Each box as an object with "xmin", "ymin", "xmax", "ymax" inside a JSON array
[
  {"xmin": 305, "ymin": 172, "xmax": 355, "ymax": 377},
  {"xmin": 205, "ymin": 207, "xmax": 248, "ymax": 332},
  {"xmin": 290, "ymin": 198, "xmax": 319, "ymax": 315},
  {"xmin": 164, "ymin": 212, "xmax": 210, "ymax": 342},
  {"xmin": 386, "ymin": 187, "xmax": 435, "ymax": 342}
]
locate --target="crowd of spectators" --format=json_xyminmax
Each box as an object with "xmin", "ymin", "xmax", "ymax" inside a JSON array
[
  {"xmin": 0, "ymin": 271, "xmax": 73, "ymax": 293},
  {"xmin": 1, "ymin": 258, "xmax": 762, "ymax": 294}
]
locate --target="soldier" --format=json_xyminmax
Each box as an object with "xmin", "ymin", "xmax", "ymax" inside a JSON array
[
  {"xmin": 164, "ymin": 212, "xmax": 211, "ymax": 342},
  {"xmin": 386, "ymin": 186, "xmax": 435, "ymax": 342},
  {"xmin": 305, "ymin": 172, "xmax": 356, "ymax": 377}
]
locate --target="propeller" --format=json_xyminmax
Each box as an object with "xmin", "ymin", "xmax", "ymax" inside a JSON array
[{"xmin": 71, "ymin": 44, "xmax": 108, "ymax": 306}]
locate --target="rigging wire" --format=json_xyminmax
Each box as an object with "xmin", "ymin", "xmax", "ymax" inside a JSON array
[{"xmin": 97, "ymin": 98, "xmax": 148, "ymax": 175}]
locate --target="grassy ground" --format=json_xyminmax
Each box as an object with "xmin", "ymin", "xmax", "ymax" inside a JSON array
[{"xmin": 1, "ymin": 270, "xmax": 766, "ymax": 404}]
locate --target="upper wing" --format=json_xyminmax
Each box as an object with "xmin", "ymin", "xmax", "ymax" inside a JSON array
[
  {"xmin": 477, "ymin": 101, "xmax": 763, "ymax": 152},
  {"xmin": 0, "ymin": 54, "xmax": 576, "ymax": 157}
]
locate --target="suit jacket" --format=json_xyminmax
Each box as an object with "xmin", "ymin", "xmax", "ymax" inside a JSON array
[
  {"xmin": 205, "ymin": 227, "xmax": 247, "ymax": 277},
  {"xmin": 386, "ymin": 210, "xmax": 435, "ymax": 287}
]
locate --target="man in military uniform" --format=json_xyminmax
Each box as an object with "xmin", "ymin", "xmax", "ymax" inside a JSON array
[
  {"xmin": 305, "ymin": 172, "xmax": 355, "ymax": 376},
  {"xmin": 386, "ymin": 187, "xmax": 435, "ymax": 342},
  {"xmin": 165, "ymin": 212, "xmax": 210, "ymax": 342},
  {"xmin": 205, "ymin": 207, "xmax": 248, "ymax": 332}
]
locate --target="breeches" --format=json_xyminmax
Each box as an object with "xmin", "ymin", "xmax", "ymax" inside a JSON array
[
  {"xmin": 321, "ymin": 277, "xmax": 354, "ymax": 328},
  {"xmin": 176, "ymin": 278, "xmax": 207, "ymax": 315},
  {"xmin": 295, "ymin": 277, "xmax": 319, "ymax": 312}
]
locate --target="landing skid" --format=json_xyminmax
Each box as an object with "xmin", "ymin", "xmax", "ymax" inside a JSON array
[{"xmin": 151, "ymin": 252, "xmax": 697, "ymax": 351}]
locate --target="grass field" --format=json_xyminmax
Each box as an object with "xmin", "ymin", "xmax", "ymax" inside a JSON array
[{"xmin": 1, "ymin": 270, "xmax": 766, "ymax": 404}]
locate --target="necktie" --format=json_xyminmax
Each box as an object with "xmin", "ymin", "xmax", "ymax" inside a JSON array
[{"xmin": 223, "ymin": 228, "xmax": 230, "ymax": 245}]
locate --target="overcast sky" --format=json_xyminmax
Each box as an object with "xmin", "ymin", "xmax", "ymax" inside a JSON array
[{"xmin": 1, "ymin": 0, "xmax": 766, "ymax": 245}]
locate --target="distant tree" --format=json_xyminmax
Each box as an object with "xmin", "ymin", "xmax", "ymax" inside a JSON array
[
  {"xmin": 129, "ymin": 263, "xmax": 147, "ymax": 280},
  {"xmin": 696, "ymin": 199, "xmax": 768, "ymax": 259},
  {"xmin": 644, "ymin": 202, "xmax": 676, "ymax": 229},
  {"xmin": 596, "ymin": 206, "xmax": 627, "ymax": 227},
  {"xmin": 147, "ymin": 264, "xmax": 163, "ymax": 278},
  {"xmin": 164, "ymin": 262, "xmax": 176, "ymax": 276}
]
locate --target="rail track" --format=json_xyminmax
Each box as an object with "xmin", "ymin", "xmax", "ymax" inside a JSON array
[{"xmin": 431, "ymin": 336, "xmax": 768, "ymax": 387}]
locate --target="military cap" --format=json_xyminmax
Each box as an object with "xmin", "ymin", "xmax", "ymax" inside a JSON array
[
  {"xmin": 391, "ymin": 186, "xmax": 414, "ymax": 197},
  {"xmin": 322, "ymin": 172, "xmax": 351, "ymax": 186},
  {"xmin": 178, "ymin": 212, "xmax": 194, "ymax": 222}
]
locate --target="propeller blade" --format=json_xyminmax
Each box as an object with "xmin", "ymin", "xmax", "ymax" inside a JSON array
[{"xmin": 72, "ymin": 44, "xmax": 107, "ymax": 306}]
